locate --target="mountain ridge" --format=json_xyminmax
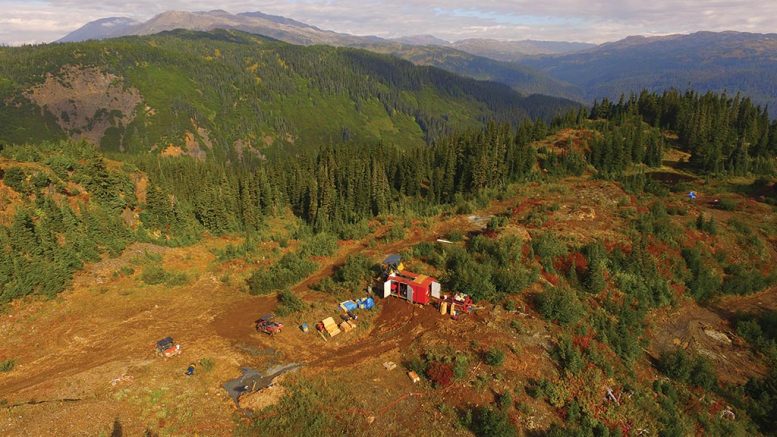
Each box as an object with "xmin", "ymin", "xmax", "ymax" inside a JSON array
[
  {"xmin": 56, "ymin": 12, "xmax": 777, "ymax": 112},
  {"xmin": 56, "ymin": 10, "xmax": 583, "ymax": 100},
  {"xmin": 57, "ymin": 9, "xmax": 384, "ymax": 46},
  {"xmin": 522, "ymin": 30, "xmax": 777, "ymax": 111},
  {"xmin": 2, "ymin": 29, "xmax": 579, "ymax": 155}
]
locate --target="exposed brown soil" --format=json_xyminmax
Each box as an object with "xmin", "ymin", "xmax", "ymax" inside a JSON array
[
  {"xmin": 24, "ymin": 65, "xmax": 142, "ymax": 146},
  {"xmin": 647, "ymin": 295, "xmax": 773, "ymax": 385},
  {"xmin": 0, "ymin": 172, "xmax": 774, "ymax": 435},
  {"xmin": 311, "ymin": 299, "xmax": 441, "ymax": 368}
]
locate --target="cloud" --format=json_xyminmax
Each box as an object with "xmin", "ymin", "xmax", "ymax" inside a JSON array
[{"xmin": 0, "ymin": 0, "xmax": 774, "ymax": 45}]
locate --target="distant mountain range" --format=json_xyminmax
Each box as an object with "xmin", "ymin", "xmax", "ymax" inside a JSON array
[
  {"xmin": 56, "ymin": 17, "xmax": 141, "ymax": 43},
  {"xmin": 56, "ymin": 11, "xmax": 777, "ymax": 112},
  {"xmin": 356, "ymin": 42, "xmax": 584, "ymax": 101},
  {"xmin": 58, "ymin": 10, "xmax": 382, "ymax": 46},
  {"xmin": 522, "ymin": 31, "xmax": 777, "ymax": 111},
  {"xmin": 58, "ymin": 10, "xmax": 591, "ymax": 57},
  {"xmin": 55, "ymin": 10, "xmax": 588, "ymax": 100},
  {"xmin": 389, "ymin": 35, "xmax": 594, "ymax": 61}
]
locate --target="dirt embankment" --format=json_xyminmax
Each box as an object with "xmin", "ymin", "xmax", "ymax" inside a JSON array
[
  {"xmin": 24, "ymin": 65, "xmax": 142, "ymax": 146},
  {"xmin": 647, "ymin": 288, "xmax": 777, "ymax": 385}
]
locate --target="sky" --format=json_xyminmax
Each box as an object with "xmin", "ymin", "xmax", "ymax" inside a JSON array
[{"xmin": 1, "ymin": 0, "xmax": 775, "ymax": 46}]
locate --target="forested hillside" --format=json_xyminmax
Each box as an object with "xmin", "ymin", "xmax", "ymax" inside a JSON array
[
  {"xmin": 3, "ymin": 88, "xmax": 775, "ymax": 305},
  {"xmin": 355, "ymin": 42, "xmax": 584, "ymax": 101},
  {"xmin": 0, "ymin": 29, "xmax": 576, "ymax": 158}
]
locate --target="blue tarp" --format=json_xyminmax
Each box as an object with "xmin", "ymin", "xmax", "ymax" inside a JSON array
[
  {"xmin": 340, "ymin": 300, "xmax": 358, "ymax": 312},
  {"xmin": 341, "ymin": 297, "xmax": 375, "ymax": 312},
  {"xmin": 383, "ymin": 254, "xmax": 401, "ymax": 266}
]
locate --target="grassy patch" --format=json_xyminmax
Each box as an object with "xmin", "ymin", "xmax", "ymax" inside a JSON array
[
  {"xmin": 140, "ymin": 265, "xmax": 191, "ymax": 287},
  {"xmin": 237, "ymin": 379, "xmax": 358, "ymax": 436},
  {"xmin": 199, "ymin": 358, "xmax": 215, "ymax": 372}
]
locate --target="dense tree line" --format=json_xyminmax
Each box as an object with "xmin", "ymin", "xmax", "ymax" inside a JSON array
[
  {"xmin": 592, "ymin": 90, "xmax": 777, "ymax": 175},
  {"xmin": 0, "ymin": 113, "xmax": 577, "ymax": 303},
  {"xmin": 134, "ymin": 118, "xmax": 561, "ymax": 233},
  {"xmin": 3, "ymin": 88, "xmax": 775, "ymax": 303}
]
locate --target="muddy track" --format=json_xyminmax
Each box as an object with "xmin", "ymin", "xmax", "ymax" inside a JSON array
[{"xmin": 310, "ymin": 298, "xmax": 441, "ymax": 368}]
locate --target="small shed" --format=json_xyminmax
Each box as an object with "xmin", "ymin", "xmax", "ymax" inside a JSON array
[{"xmin": 382, "ymin": 270, "xmax": 441, "ymax": 305}]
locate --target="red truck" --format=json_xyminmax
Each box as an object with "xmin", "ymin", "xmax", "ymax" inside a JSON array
[{"xmin": 256, "ymin": 314, "xmax": 284, "ymax": 336}]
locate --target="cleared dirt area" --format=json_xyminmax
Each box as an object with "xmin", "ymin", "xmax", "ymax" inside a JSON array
[
  {"xmin": 0, "ymin": 175, "xmax": 774, "ymax": 436},
  {"xmin": 647, "ymin": 298, "xmax": 770, "ymax": 385},
  {"xmin": 0, "ymin": 190, "xmax": 508, "ymax": 435}
]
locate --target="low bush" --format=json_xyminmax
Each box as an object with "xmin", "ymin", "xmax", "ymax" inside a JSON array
[
  {"xmin": 332, "ymin": 255, "xmax": 375, "ymax": 291},
  {"xmin": 467, "ymin": 406, "xmax": 516, "ymax": 437},
  {"xmin": 537, "ymin": 287, "xmax": 583, "ymax": 326},
  {"xmin": 311, "ymin": 277, "xmax": 337, "ymax": 293},
  {"xmin": 637, "ymin": 202, "xmax": 681, "ymax": 245},
  {"xmin": 484, "ymin": 347, "xmax": 505, "ymax": 366},
  {"xmin": 140, "ymin": 265, "xmax": 190, "ymax": 287},
  {"xmin": 0, "ymin": 359, "xmax": 15, "ymax": 372},
  {"xmin": 447, "ymin": 230, "xmax": 464, "ymax": 242},
  {"xmin": 532, "ymin": 234, "xmax": 568, "ymax": 272},
  {"xmin": 552, "ymin": 336, "xmax": 583, "ymax": 375},
  {"xmin": 213, "ymin": 240, "xmax": 255, "ymax": 261},
  {"xmin": 657, "ymin": 349, "xmax": 717, "ymax": 390},
  {"xmin": 745, "ymin": 369, "xmax": 777, "ymax": 433},
  {"xmin": 426, "ymin": 361, "xmax": 454, "ymax": 388},
  {"xmin": 717, "ymin": 198, "xmax": 738, "ymax": 211},
  {"xmin": 300, "ymin": 232, "xmax": 339, "ymax": 257},
  {"xmin": 335, "ymin": 220, "xmax": 371, "ymax": 240},
  {"xmin": 30, "ymin": 172, "xmax": 51, "ymax": 189},
  {"xmin": 276, "ymin": 290, "xmax": 306, "ymax": 316},
  {"xmin": 681, "ymin": 246, "xmax": 722, "ymax": 302},
  {"xmin": 247, "ymin": 253, "xmax": 317, "ymax": 295},
  {"xmin": 453, "ymin": 355, "xmax": 471, "ymax": 379},
  {"xmin": 2, "ymin": 167, "xmax": 26, "ymax": 193},
  {"xmin": 140, "ymin": 265, "xmax": 167, "ymax": 285},
  {"xmin": 164, "ymin": 272, "xmax": 190, "ymax": 286},
  {"xmin": 384, "ymin": 222, "xmax": 406, "ymax": 242},
  {"xmin": 695, "ymin": 213, "xmax": 717, "ymax": 234},
  {"xmin": 239, "ymin": 380, "xmax": 351, "ymax": 436},
  {"xmin": 735, "ymin": 310, "xmax": 777, "ymax": 360},
  {"xmin": 486, "ymin": 215, "xmax": 509, "ymax": 231},
  {"xmin": 497, "ymin": 391, "xmax": 513, "ymax": 411},
  {"xmin": 526, "ymin": 378, "xmax": 567, "ymax": 407},
  {"xmin": 722, "ymin": 264, "xmax": 775, "ymax": 296},
  {"xmin": 405, "ymin": 355, "xmax": 428, "ymax": 375}
]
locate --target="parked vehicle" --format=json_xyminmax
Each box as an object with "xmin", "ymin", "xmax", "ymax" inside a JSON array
[
  {"xmin": 155, "ymin": 336, "xmax": 181, "ymax": 358},
  {"xmin": 256, "ymin": 313, "xmax": 284, "ymax": 336}
]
